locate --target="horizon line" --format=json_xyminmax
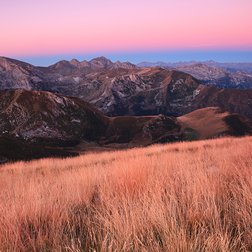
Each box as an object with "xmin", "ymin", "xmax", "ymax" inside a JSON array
[{"xmin": 2, "ymin": 50, "xmax": 252, "ymax": 67}]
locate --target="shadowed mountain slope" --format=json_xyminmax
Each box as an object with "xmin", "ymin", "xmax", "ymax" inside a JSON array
[{"xmin": 0, "ymin": 89, "xmax": 251, "ymax": 163}]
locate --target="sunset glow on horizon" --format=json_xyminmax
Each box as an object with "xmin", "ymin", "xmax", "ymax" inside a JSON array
[{"xmin": 1, "ymin": 0, "xmax": 252, "ymax": 64}]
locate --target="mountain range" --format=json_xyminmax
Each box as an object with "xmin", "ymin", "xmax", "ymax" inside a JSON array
[
  {"xmin": 1, "ymin": 56, "xmax": 252, "ymax": 117},
  {"xmin": 1, "ymin": 56, "xmax": 252, "ymax": 162},
  {"xmin": 138, "ymin": 61, "xmax": 252, "ymax": 89}
]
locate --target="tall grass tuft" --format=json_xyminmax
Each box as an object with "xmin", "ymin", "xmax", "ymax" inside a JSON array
[{"xmin": 0, "ymin": 137, "xmax": 252, "ymax": 251}]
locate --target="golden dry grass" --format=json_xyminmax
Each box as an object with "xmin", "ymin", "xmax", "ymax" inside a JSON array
[{"xmin": 0, "ymin": 137, "xmax": 252, "ymax": 251}]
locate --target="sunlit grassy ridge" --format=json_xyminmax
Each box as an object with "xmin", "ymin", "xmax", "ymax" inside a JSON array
[{"xmin": 1, "ymin": 137, "xmax": 252, "ymax": 251}]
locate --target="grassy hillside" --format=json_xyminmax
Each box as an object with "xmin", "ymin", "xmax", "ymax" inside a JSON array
[{"xmin": 0, "ymin": 137, "xmax": 252, "ymax": 251}]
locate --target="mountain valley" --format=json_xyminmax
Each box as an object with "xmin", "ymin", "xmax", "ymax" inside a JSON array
[{"xmin": 1, "ymin": 56, "xmax": 252, "ymax": 162}]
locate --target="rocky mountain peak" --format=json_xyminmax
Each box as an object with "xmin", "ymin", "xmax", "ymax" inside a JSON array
[
  {"xmin": 113, "ymin": 61, "xmax": 136, "ymax": 69},
  {"xmin": 89, "ymin": 56, "xmax": 113, "ymax": 69},
  {"xmin": 51, "ymin": 60, "xmax": 74, "ymax": 69},
  {"xmin": 0, "ymin": 57, "xmax": 32, "ymax": 71},
  {"xmin": 70, "ymin": 59, "xmax": 80, "ymax": 66}
]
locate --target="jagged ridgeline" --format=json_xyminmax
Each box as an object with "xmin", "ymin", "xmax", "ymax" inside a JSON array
[{"xmin": 1, "ymin": 56, "xmax": 252, "ymax": 118}]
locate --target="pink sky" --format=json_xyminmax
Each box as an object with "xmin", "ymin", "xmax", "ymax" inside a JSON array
[{"xmin": 1, "ymin": 0, "xmax": 252, "ymax": 57}]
